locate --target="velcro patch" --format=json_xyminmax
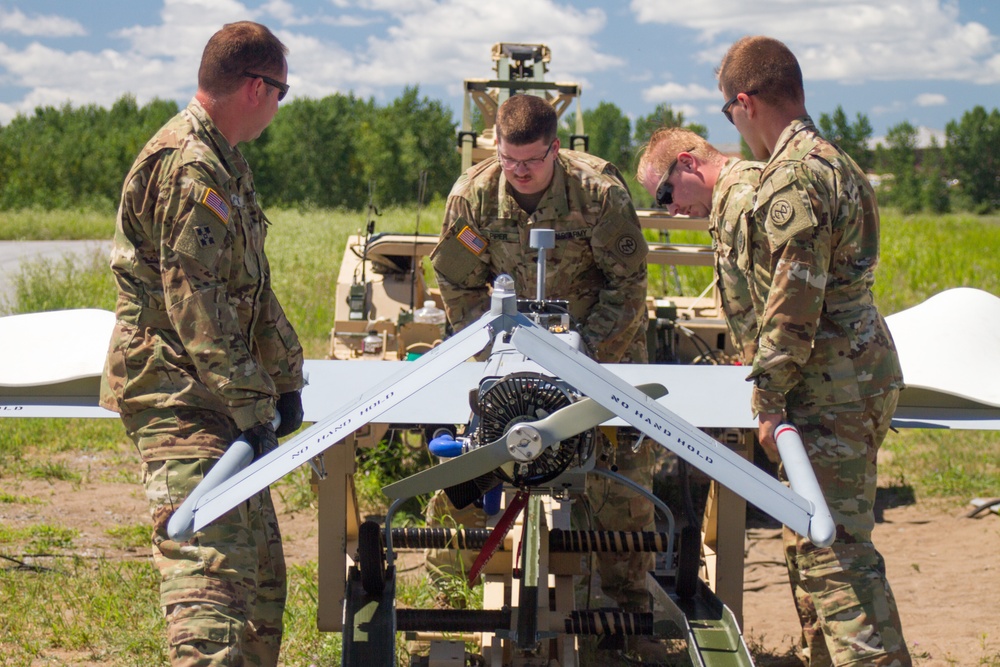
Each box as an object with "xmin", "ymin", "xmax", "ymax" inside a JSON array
[
  {"xmin": 201, "ymin": 188, "xmax": 230, "ymax": 223},
  {"xmin": 616, "ymin": 234, "xmax": 640, "ymax": 257},
  {"xmin": 194, "ymin": 226, "xmax": 216, "ymax": 247},
  {"xmin": 457, "ymin": 225, "xmax": 488, "ymax": 255},
  {"xmin": 769, "ymin": 198, "xmax": 794, "ymax": 226}
]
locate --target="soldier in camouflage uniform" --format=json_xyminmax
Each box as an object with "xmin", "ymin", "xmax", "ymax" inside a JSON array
[
  {"xmin": 100, "ymin": 22, "xmax": 304, "ymax": 667},
  {"xmin": 718, "ymin": 36, "xmax": 909, "ymax": 666},
  {"xmin": 636, "ymin": 128, "xmax": 763, "ymax": 365},
  {"xmin": 428, "ymin": 94, "xmax": 657, "ymax": 623}
]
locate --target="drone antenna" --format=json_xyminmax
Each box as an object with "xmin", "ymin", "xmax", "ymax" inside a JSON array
[
  {"xmin": 360, "ymin": 180, "xmax": 380, "ymax": 288},
  {"xmin": 529, "ymin": 228, "xmax": 555, "ymax": 303},
  {"xmin": 411, "ymin": 170, "xmax": 428, "ymax": 310}
]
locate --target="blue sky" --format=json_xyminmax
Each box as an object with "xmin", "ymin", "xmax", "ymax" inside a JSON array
[{"xmin": 1, "ymin": 0, "xmax": 998, "ymax": 149}]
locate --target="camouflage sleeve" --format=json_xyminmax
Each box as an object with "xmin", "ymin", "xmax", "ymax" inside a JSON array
[
  {"xmin": 582, "ymin": 186, "xmax": 649, "ymax": 362},
  {"xmin": 160, "ymin": 164, "xmax": 279, "ymax": 431},
  {"xmin": 713, "ymin": 172, "xmax": 760, "ymax": 365},
  {"xmin": 252, "ymin": 259, "xmax": 305, "ymax": 394},
  {"xmin": 430, "ymin": 195, "xmax": 492, "ymax": 332},
  {"xmin": 749, "ymin": 163, "xmax": 831, "ymax": 414}
]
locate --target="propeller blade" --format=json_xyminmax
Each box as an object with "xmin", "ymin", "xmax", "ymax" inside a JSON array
[
  {"xmin": 533, "ymin": 382, "xmax": 667, "ymax": 444},
  {"xmin": 383, "ymin": 382, "xmax": 666, "ymax": 500},
  {"xmin": 383, "ymin": 438, "xmax": 511, "ymax": 499}
]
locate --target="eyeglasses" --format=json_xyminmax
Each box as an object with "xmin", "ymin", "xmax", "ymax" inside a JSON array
[
  {"xmin": 722, "ymin": 89, "xmax": 758, "ymax": 124},
  {"xmin": 497, "ymin": 141, "xmax": 556, "ymax": 170},
  {"xmin": 244, "ymin": 71, "xmax": 289, "ymax": 101},
  {"xmin": 654, "ymin": 147, "xmax": 694, "ymax": 208}
]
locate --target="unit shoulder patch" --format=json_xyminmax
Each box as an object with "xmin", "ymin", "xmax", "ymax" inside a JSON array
[{"xmin": 769, "ymin": 198, "xmax": 795, "ymax": 226}]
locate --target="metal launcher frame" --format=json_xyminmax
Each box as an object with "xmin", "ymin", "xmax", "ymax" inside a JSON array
[{"xmin": 459, "ymin": 43, "xmax": 587, "ymax": 171}]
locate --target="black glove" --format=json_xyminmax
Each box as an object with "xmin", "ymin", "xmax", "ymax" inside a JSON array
[
  {"xmin": 275, "ymin": 390, "xmax": 304, "ymax": 437},
  {"xmin": 243, "ymin": 421, "xmax": 278, "ymax": 459}
]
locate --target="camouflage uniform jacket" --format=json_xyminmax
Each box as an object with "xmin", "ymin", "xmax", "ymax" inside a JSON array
[
  {"xmin": 748, "ymin": 117, "xmax": 903, "ymax": 415},
  {"xmin": 430, "ymin": 150, "xmax": 648, "ymax": 363},
  {"xmin": 100, "ymin": 99, "xmax": 304, "ymax": 460},
  {"xmin": 710, "ymin": 157, "xmax": 763, "ymax": 365}
]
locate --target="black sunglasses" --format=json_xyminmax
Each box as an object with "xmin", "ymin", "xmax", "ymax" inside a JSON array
[
  {"xmin": 722, "ymin": 89, "xmax": 758, "ymax": 123},
  {"xmin": 654, "ymin": 147, "xmax": 695, "ymax": 208},
  {"xmin": 244, "ymin": 71, "xmax": 289, "ymax": 101}
]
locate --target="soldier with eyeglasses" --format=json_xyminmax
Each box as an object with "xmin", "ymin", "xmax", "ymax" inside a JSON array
[{"xmin": 429, "ymin": 93, "xmax": 668, "ymax": 663}]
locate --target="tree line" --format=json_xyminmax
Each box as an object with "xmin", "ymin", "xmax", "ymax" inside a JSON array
[
  {"xmin": 0, "ymin": 87, "xmax": 458, "ymax": 212},
  {"xmin": 1, "ymin": 90, "xmax": 997, "ymax": 213}
]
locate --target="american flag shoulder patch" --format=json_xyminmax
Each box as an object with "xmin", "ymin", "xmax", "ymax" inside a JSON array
[
  {"xmin": 201, "ymin": 188, "xmax": 230, "ymax": 223},
  {"xmin": 457, "ymin": 225, "xmax": 488, "ymax": 255}
]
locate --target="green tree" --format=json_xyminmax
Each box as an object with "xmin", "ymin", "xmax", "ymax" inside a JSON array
[
  {"xmin": 353, "ymin": 86, "xmax": 460, "ymax": 207},
  {"xmin": 945, "ymin": 105, "xmax": 1000, "ymax": 213},
  {"xmin": 818, "ymin": 106, "xmax": 874, "ymax": 172},
  {"xmin": 632, "ymin": 104, "xmax": 707, "ymax": 150},
  {"xmin": 582, "ymin": 101, "xmax": 632, "ymax": 170},
  {"xmin": 245, "ymin": 94, "xmax": 371, "ymax": 209},
  {"xmin": 921, "ymin": 136, "xmax": 950, "ymax": 214},
  {"xmin": 0, "ymin": 95, "xmax": 177, "ymax": 210},
  {"xmin": 876, "ymin": 121, "xmax": 922, "ymax": 213}
]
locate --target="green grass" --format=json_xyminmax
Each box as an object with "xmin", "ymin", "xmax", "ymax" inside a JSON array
[
  {"xmin": 104, "ymin": 524, "xmax": 151, "ymax": 551},
  {"xmin": 880, "ymin": 428, "xmax": 1000, "ymax": 498},
  {"xmin": 0, "ymin": 557, "xmax": 166, "ymax": 666},
  {"xmin": 0, "ymin": 419, "xmax": 128, "ymax": 473},
  {"xmin": 0, "ymin": 524, "xmax": 79, "ymax": 552},
  {"xmin": 875, "ymin": 211, "xmax": 1000, "ymax": 315},
  {"xmin": 0, "ymin": 208, "xmax": 116, "ymax": 241},
  {"xmin": 0, "ymin": 247, "xmax": 117, "ymax": 316},
  {"xmin": 0, "ymin": 493, "xmax": 41, "ymax": 504}
]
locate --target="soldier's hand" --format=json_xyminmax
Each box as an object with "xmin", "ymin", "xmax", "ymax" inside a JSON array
[
  {"xmin": 275, "ymin": 390, "xmax": 304, "ymax": 437},
  {"xmin": 758, "ymin": 413, "xmax": 782, "ymax": 462},
  {"xmin": 243, "ymin": 421, "xmax": 279, "ymax": 459}
]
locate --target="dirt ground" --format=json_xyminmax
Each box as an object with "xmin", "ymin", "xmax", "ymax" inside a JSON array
[{"xmin": 3, "ymin": 462, "xmax": 1000, "ymax": 666}]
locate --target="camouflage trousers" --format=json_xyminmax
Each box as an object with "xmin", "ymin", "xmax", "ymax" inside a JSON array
[
  {"xmin": 782, "ymin": 390, "xmax": 910, "ymax": 667},
  {"xmin": 426, "ymin": 430, "xmax": 656, "ymax": 612},
  {"xmin": 126, "ymin": 409, "xmax": 286, "ymax": 667}
]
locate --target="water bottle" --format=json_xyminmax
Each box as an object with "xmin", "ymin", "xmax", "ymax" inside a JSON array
[
  {"xmin": 413, "ymin": 300, "xmax": 447, "ymax": 339},
  {"xmin": 361, "ymin": 331, "xmax": 383, "ymax": 359}
]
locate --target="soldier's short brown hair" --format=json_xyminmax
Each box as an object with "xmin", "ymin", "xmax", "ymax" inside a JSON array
[
  {"xmin": 636, "ymin": 127, "xmax": 718, "ymax": 184},
  {"xmin": 717, "ymin": 35, "xmax": 804, "ymax": 108},
  {"xmin": 495, "ymin": 94, "xmax": 557, "ymax": 145},
  {"xmin": 198, "ymin": 21, "xmax": 288, "ymax": 97}
]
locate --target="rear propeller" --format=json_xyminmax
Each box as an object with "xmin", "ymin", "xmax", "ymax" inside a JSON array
[{"xmin": 383, "ymin": 382, "xmax": 666, "ymax": 499}]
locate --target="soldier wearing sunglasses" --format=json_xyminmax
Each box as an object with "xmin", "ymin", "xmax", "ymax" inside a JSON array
[
  {"xmin": 718, "ymin": 35, "xmax": 908, "ymax": 667},
  {"xmin": 637, "ymin": 128, "xmax": 763, "ymax": 367},
  {"xmin": 102, "ymin": 21, "xmax": 301, "ymax": 667}
]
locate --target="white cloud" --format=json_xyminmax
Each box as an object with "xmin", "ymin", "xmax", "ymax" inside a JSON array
[
  {"xmin": 628, "ymin": 0, "xmax": 1000, "ymax": 84},
  {"xmin": 915, "ymin": 93, "xmax": 947, "ymax": 107},
  {"xmin": 347, "ymin": 0, "xmax": 621, "ymax": 88},
  {"xmin": 641, "ymin": 81, "xmax": 718, "ymax": 103},
  {"xmin": 871, "ymin": 124, "xmax": 946, "ymax": 148},
  {"xmin": 0, "ymin": 0, "xmax": 255, "ymax": 122},
  {"xmin": 0, "ymin": 102, "xmax": 16, "ymax": 125},
  {"xmin": 0, "ymin": 8, "xmax": 86, "ymax": 37},
  {"xmin": 672, "ymin": 103, "xmax": 701, "ymax": 120},
  {"xmin": 872, "ymin": 100, "xmax": 906, "ymax": 116}
]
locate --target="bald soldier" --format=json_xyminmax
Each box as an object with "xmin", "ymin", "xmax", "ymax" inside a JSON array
[{"xmin": 428, "ymin": 94, "xmax": 665, "ymax": 661}]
